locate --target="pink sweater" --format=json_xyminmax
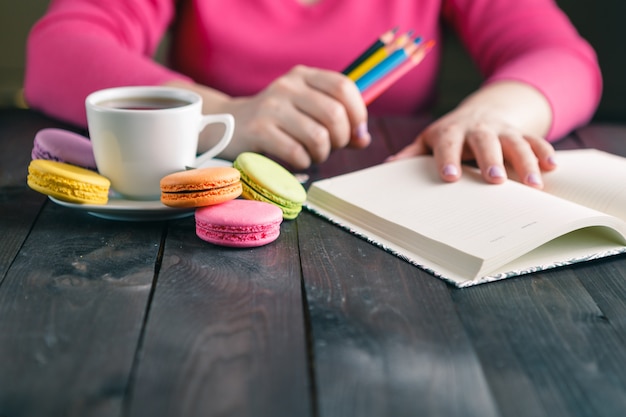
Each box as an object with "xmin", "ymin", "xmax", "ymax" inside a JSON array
[{"xmin": 25, "ymin": 0, "xmax": 602, "ymax": 141}]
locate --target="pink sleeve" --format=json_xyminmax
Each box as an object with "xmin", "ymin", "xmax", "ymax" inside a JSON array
[
  {"xmin": 24, "ymin": 0, "xmax": 191, "ymax": 127},
  {"xmin": 443, "ymin": 0, "xmax": 602, "ymax": 140}
]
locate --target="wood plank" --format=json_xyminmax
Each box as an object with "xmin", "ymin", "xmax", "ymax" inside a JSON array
[
  {"xmin": 0, "ymin": 187, "xmax": 45, "ymax": 284},
  {"xmin": 379, "ymin": 115, "xmax": 432, "ymax": 153},
  {"xmin": 452, "ymin": 271, "xmax": 626, "ymax": 417},
  {"xmin": 0, "ymin": 109, "xmax": 77, "ymax": 280},
  {"xmin": 127, "ymin": 216, "xmax": 312, "ymax": 417},
  {"xmin": 554, "ymin": 132, "xmax": 586, "ymax": 150},
  {"xmin": 0, "ymin": 201, "xmax": 162, "ymax": 417},
  {"xmin": 575, "ymin": 124, "xmax": 626, "ymax": 156},
  {"xmin": 0, "ymin": 108, "xmax": 84, "ymax": 187},
  {"xmin": 297, "ymin": 211, "xmax": 499, "ymax": 417},
  {"xmin": 575, "ymin": 255, "xmax": 626, "ymax": 346},
  {"xmin": 569, "ymin": 123, "xmax": 626, "ymax": 349}
]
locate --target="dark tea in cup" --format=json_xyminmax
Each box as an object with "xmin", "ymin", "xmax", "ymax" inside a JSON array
[{"xmin": 97, "ymin": 96, "xmax": 190, "ymax": 111}]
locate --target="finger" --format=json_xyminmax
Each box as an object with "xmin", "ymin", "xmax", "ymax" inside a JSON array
[
  {"xmin": 274, "ymin": 104, "xmax": 333, "ymax": 165},
  {"xmin": 465, "ymin": 125, "xmax": 507, "ymax": 184},
  {"xmin": 252, "ymin": 122, "xmax": 313, "ymax": 170},
  {"xmin": 293, "ymin": 89, "xmax": 351, "ymax": 150},
  {"xmin": 350, "ymin": 121, "xmax": 371, "ymax": 149},
  {"xmin": 302, "ymin": 67, "xmax": 369, "ymax": 146},
  {"xmin": 500, "ymin": 133, "xmax": 543, "ymax": 188},
  {"xmin": 526, "ymin": 134, "xmax": 557, "ymax": 172},
  {"xmin": 251, "ymin": 87, "xmax": 334, "ymax": 165},
  {"xmin": 427, "ymin": 126, "xmax": 465, "ymax": 182}
]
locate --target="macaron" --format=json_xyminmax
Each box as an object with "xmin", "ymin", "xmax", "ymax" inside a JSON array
[
  {"xmin": 27, "ymin": 159, "xmax": 110, "ymax": 204},
  {"xmin": 160, "ymin": 166, "xmax": 242, "ymax": 208},
  {"xmin": 31, "ymin": 128, "xmax": 97, "ymax": 170},
  {"xmin": 233, "ymin": 152, "xmax": 307, "ymax": 219},
  {"xmin": 195, "ymin": 199, "xmax": 283, "ymax": 247}
]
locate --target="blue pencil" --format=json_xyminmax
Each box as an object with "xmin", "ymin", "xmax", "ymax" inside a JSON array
[
  {"xmin": 341, "ymin": 27, "xmax": 399, "ymax": 75},
  {"xmin": 355, "ymin": 37, "xmax": 423, "ymax": 92}
]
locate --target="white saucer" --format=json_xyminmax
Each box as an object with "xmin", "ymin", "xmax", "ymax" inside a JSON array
[
  {"xmin": 47, "ymin": 158, "xmax": 235, "ymax": 221},
  {"xmin": 49, "ymin": 195, "xmax": 194, "ymax": 221}
]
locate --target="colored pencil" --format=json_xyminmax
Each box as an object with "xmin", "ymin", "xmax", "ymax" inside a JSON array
[
  {"xmin": 341, "ymin": 27, "xmax": 399, "ymax": 75},
  {"xmin": 347, "ymin": 31, "xmax": 414, "ymax": 82},
  {"xmin": 361, "ymin": 40, "xmax": 434, "ymax": 105},
  {"xmin": 355, "ymin": 36, "xmax": 423, "ymax": 92}
]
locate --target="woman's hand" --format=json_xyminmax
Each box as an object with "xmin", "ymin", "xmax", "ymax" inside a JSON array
[
  {"xmin": 389, "ymin": 81, "xmax": 558, "ymax": 188},
  {"xmin": 166, "ymin": 65, "xmax": 371, "ymax": 170}
]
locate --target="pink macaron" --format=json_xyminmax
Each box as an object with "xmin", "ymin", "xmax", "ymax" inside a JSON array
[
  {"xmin": 195, "ymin": 199, "xmax": 283, "ymax": 248},
  {"xmin": 31, "ymin": 128, "xmax": 97, "ymax": 170}
]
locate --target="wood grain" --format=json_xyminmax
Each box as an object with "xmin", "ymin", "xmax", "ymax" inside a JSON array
[
  {"xmin": 298, "ymin": 211, "xmax": 499, "ymax": 417},
  {"xmin": 0, "ymin": 187, "xmax": 45, "ymax": 284},
  {"xmin": 452, "ymin": 270, "xmax": 626, "ymax": 417},
  {"xmin": 0, "ymin": 202, "xmax": 163, "ymax": 416},
  {"xmin": 575, "ymin": 255, "xmax": 626, "ymax": 346},
  {"xmin": 4, "ymin": 109, "xmax": 626, "ymax": 417},
  {"xmin": 127, "ymin": 217, "xmax": 312, "ymax": 417},
  {"xmin": 0, "ymin": 108, "xmax": 83, "ymax": 187}
]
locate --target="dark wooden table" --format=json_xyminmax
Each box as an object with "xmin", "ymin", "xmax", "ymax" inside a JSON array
[{"xmin": 2, "ymin": 108, "xmax": 626, "ymax": 417}]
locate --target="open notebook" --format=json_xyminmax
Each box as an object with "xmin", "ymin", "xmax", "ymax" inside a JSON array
[{"xmin": 305, "ymin": 149, "xmax": 626, "ymax": 287}]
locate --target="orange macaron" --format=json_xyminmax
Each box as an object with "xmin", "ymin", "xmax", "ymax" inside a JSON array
[{"xmin": 160, "ymin": 166, "xmax": 242, "ymax": 208}]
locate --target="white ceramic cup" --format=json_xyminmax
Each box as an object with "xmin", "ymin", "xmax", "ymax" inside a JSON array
[{"xmin": 85, "ymin": 86, "xmax": 234, "ymax": 200}]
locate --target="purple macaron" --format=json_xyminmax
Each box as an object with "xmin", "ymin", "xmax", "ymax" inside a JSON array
[{"xmin": 31, "ymin": 128, "xmax": 97, "ymax": 170}]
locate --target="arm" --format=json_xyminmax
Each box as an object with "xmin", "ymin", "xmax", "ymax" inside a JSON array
[
  {"xmin": 391, "ymin": 0, "xmax": 602, "ymax": 188},
  {"xmin": 24, "ymin": 0, "xmax": 369, "ymax": 169},
  {"xmin": 24, "ymin": 0, "xmax": 189, "ymax": 127}
]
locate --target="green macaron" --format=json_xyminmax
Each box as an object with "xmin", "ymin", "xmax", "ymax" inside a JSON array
[{"xmin": 233, "ymin": 152, "xmax": 307, "ymax": 219}]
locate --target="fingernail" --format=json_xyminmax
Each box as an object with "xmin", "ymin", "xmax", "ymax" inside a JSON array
[
  {"xmin": 488, "ymin": 165, "xmax": 506, "ymax": 179},
  {"xmin": 526, "ymin": 172, "xmax": 542, "ymax": 186},
  {"xmin": 356, "ymin": 122, "xmax": 369, "ymax": 139},
  {"xmin": 547, "ymin": 155, "xmax": 558, "ymax": 166},
  {"xmin": 442, "ymin": 164, "xmax": 459, "ymax": 177}
]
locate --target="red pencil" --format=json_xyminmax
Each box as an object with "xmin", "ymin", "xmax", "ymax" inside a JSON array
[{"xmin": 361, "ymin": 40, "xmax": 435, "ymax": 106}]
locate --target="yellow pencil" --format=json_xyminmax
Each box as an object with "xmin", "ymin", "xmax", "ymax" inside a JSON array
[
  {"xmin": 347, "ymin": 31, "xmax": 414, "ymax": 82},
  {"xmin": 341, "ymin": 27, "xmax": 398, "ymax": 75}
]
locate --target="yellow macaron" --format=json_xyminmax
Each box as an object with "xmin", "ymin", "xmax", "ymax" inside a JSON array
[{"xmin": 27, "ymin": 159, "xmax": 111, "ymax": 204}]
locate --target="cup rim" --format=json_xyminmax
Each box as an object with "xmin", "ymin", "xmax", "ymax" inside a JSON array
[{"xmin": 85, "ymin": 86, "xmax": 201, "ymax": 112}]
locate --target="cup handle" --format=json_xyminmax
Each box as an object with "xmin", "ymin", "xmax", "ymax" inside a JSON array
[{"xmin": 194, "ymin": 113, "xmax": 235, "ymax": 167}]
